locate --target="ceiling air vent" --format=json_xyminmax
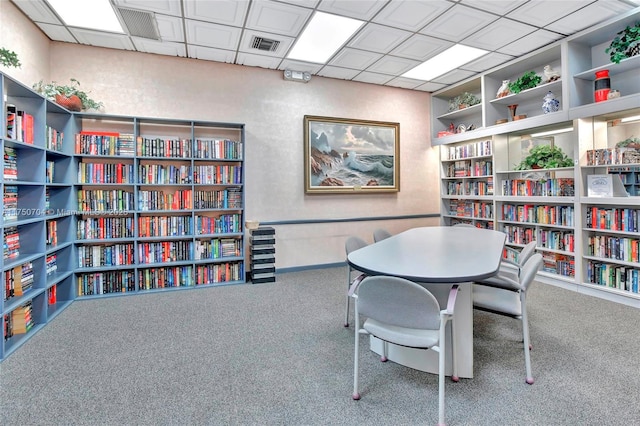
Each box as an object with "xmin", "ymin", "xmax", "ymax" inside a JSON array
[
  {"xmin": 251, "ymin": 36, "xmax": 280, "ymax": 52},
  {"xmin": 117, "ymin": 7, "xmax": 161, "ymax": 40}
]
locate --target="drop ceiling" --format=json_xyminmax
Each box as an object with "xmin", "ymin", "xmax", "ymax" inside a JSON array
[{"xmin": 10, "ymin": 0, "xmax": 640, "ymax": 92}]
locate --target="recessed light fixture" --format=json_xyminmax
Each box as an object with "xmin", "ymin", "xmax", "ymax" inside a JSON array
[
  {"xmin": 287, "ymin": 11, "xmax": 363, "ymax": 64},
  {"xmin": 402, "ymin": 44, "xmax": 488, "ymax": 81},
  {"xmin": 530, "ymin": 127, "xmax": 574, "ymax": 137},
  {"xmin": 47, "ymin": 0, "xmax": 124, "ymax": 33},
  {"xmin": 620, "ymin": 114, "xmax": 640, "ymax": 123}
]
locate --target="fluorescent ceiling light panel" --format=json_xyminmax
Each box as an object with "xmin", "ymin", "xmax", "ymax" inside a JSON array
[
  {"xmin": 47, "ymin": 0, "xmax": 124, "ymax": 33},
  {"xmin": 530, "ymin": 127, "xmax": 574, "ymax": 137},
  {"xmin": 402, "ymin": 44, "xmax": 488, "ymax": 81},
  {"xmin": 287, "ymin": 12, "xmax": 363, "ymax": 64},
  {"xmin": 620, "ymin": 114, "xmax": 640, "ymax": 123}
]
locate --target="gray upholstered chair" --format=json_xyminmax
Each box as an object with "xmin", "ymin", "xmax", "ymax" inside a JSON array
[
  {"xmin": 476, "ymin": 240, "xmax": 537, "ymax": 290},
  {"xmin": 344, "ymin": 236, "xmax": 368, "ymax": 327},
  {"xmin": 452, "ymin": 222, "xmax": 475, "ymax": 228},
  {"xmin": 372, "ymin": 228, "xmax": 392, "ymax": 242},
  {"xmin": 349, "ymin": 275, "xmax": 458, "ymax": 426},
  {"xmin": 473, "ymin": 252, "xmax": 543, "ymax": 384}
]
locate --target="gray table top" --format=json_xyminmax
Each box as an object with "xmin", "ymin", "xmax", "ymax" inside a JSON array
[{"xmin": 347, "ymin": 226, "xmax": 506, "ymax": 283}]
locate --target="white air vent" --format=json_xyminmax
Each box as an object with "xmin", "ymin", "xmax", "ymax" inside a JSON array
[
  {"xmin": 251, "ymin": 36, "xmax": 280, "ymax": 52},
  {"xmin": 117, "ymin": 7, "xmax": 160, "ymax": 40}
]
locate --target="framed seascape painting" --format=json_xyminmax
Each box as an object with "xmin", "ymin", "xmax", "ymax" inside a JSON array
[{"xmin": 303, "ymin": 115, "xmax": 400, "ymax": 194}]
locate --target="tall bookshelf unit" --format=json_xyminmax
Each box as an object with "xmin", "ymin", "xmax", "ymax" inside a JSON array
[
  {"xmin": 434, "ymin": 9, "xmax": 640, "ymax": 308},
  {"xmin": 1, "ymin": 73, "xmax": 246, "ymax": 361}
]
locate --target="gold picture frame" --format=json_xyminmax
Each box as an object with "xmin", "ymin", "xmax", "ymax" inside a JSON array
[{"xmin": 304, "ymin": 115, "xmax": 400, "ymax": 194}]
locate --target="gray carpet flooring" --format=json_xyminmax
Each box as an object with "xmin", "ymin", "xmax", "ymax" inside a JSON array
[{"xmin": 1, "ymin": 266, "xmax": 639, "ymax": 425}]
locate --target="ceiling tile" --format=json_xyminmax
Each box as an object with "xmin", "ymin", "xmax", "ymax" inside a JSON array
[
  {"xmin": 390, "ymin": 34, "xmax": 454, "ymax": 61},
  {"xmin": 69, "ymin": 28, "xmax": 135, "ymax": 50},
  {"xmin": 317, "ymin": 0, "xmax": 386, "ymax": 20},
  {"xmin": 497, "ymin": 29, "xmax": 563, "ymax": 56},
  {"xmin": 384, "ymin": 76, "xmax": 424, "ymax": 89},
  {"xmin": 460, "ymin": 52, "xmax": 515, "ymax": 72},
  {"xmin": 188, "ymin": 46, "xmax": 236, "ymax": 63},
  {"xmin": 432, "ymin": 69, "xmax": 477, "ymax": 85},
  {"xmin": 348, "ymin": 23, "xmax": 412, "ymax": 54},
  {"xmin": 351, "ymin": 71, "xmax": 394, "ymax": 85},
  {"xmin": 420, "ymin": 4, "xmax": 498, "ymax": 42},
  {"xmin": 463, "ymin": 18, "xmax": 537, "ymax": 51},
  {"xmin": 35, "ymin": 23, "xmax": 76, "ymax": 43},
  {"xmin": 276, "ymin": 0, "xmax": 319, "ymax": 9},
  {"xmin": 506, "ymin": 1, "xmax": 589, "ymax": 28},
  {"xmin": 414, "ymin": 81, "xmax": 448, "ymax": 92},
  {"xmin": 277, "ymin": 59, "xmax": 324, "ymax": 74},
  {"xmin": 185, "ymin": 20, "xmax": 242, "ymax": 50},
  {"xmin": 113, "ymin": 0, "xmax": 182, "ymax": 16},
  {"xmin": 317, "ymin": 66, "xmax": 362, "ymax": 80},
  {"xmin": 459, "ymin": 0, "xmax": 527, "ymax": 16},
  {"xmin": 155, "ymin": 15, "xmax": 184, "ymax": 43},
  {"xmin": 183, "ymin": 0, "xmax": 248, "ymax": 27},
  {"xmin": 366, "ymin": 56, "xmax": 421, "ymax": 76},
  {"xmin": 237, "ymin": 29, "xmax": 294, "ymax": 58},
  {"xmin": 236, "ymin": 52, "xmax": 282, "ymax": 69},
  {"xmin": 132, "ymin": 38, "xmax": 186, "ymax": 57},
  {"xmin": 545, "ymin": 1, "xmax": 636, "ymax": 35},
  {"xmin": 372, "ymin": 0, "xmax": 453, "ymax": 32},
  {"xmin": 11, "ymin": 0, "xmax": 61, "ymax": 24},
  {"xmin": 328, "ymin": 47, "xmax": 383, "ymax": 70},
  {"xmin": 245, "ymin": 1, "xmax": 312, "ymax": 37}
]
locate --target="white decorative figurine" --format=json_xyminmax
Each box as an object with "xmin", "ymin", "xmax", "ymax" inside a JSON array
[
  {"xmin": 496, "ymin": 80, "xmax": 510, "ymax": 98},
  {"xmin": 543, "ymin": 65, "xmax": 561, "ymax": 82}
]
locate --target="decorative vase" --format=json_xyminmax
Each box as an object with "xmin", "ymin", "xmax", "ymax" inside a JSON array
[
  {"xmin": 594, "ymin": 70, "xmax": 610, "ymax": 103},
  {"xmin": 607, "ymin": 89, "xmax": 621, "ymax": 100},
  {"xmin": 542, "ymin": 91, "xmax": 560, "ymax": 114},
  {"xmin": 508, "ymin": 104, "xmax": 518, "ymax": 121},
  {"xmin": 55, "ymin": 94, "xmax": 82, "ymax": 111}
]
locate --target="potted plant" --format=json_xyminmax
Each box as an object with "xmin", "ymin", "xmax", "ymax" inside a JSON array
[
  {"xmin": 616, "ymin": 136, "xmax": 640, "ymax": 149},
  {"xmin": 0, "ymin": 48, "xmax": 21, "ymax": 68},
  {"xmin": 448, "ymin": 92, "xmax": 480, "ymax": 111},
  {"xmin": 508, "ymin": 71, "xmax": 542, "ymax": 94},
  {"xmin": 605, "ymin": 22, "xmax": 640, "ymax": 64},
  {"xmin": 32, "ymin": 78, "xmax": 103, "ymax": 111},
  {"xmin": 515, "ymin": 145, "xmax": 574, "ymax": 170}
]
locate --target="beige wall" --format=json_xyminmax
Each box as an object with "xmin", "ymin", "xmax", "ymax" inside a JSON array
[{"xmin": 2, "ymin": 1, "xmax": 440, "ymax": 269}]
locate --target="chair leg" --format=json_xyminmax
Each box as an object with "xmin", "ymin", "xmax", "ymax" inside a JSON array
[
  {"xmin": 438, "ymin": 325, "xmax": 446, "ymax": 425},
  {"xmin": 450, "ymin": 319, "xmax": 458, "ymax": 382},
  {"xmin": 352, "ymin": 311, "xmax": 361, "ymax": 400},
  {"xmin": 344, "ymin": 268, "xmax": 351, "ymax": 327},
  {"xmin": 381, "ymin": 341, "xmax": 388, "ymax": 362},
  {"xmin": 521, "ymin": 295, "xmax": 534, "ymax": 385}
]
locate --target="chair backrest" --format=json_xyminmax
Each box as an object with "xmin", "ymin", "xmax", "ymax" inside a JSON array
[
  {"xmin": 519, "ymin": 253, "xmax": 543, "ymax": 292},
  {"xmin": 517, "ymin": 241, "xmax": 538, "ymax": 267},
  {"xmin": 345, "ymin": 236, "xmax": 367, "ymax": 256},
  {"xmin": 373, "ymin": 228, "xmax": 392, "ymax": 242},
  {"xmin": 356, "ymin": 276, "xmax": 441, "ymax": 330},
  {"xmin": 453, "ymin": 223, "xmax": 475, "ymax": 228}
]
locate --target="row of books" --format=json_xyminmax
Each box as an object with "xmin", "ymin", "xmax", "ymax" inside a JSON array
[
  {"xmin": 78, "ymin": 162, "xmax": 135, "ymax": 184},
  {"xmin": 503, "ymin": 225, "xmax": 535, "ymax": 245},
  {"xmin": 138, "ymin": 163, "xmax": 192, "ymax": 184},
  {"xmin": 135, "ymin": 138, "xmax": 243, "ymax": 160},
  {"xmin": 4, "ymin": 301, "xmax": 34, "ymax": 339},
  {"xmin": 585, "ymin": 261, "xmax": 639, "ymax": 292},
  {"xmin": 194, "ymin": 261, "xmax": 244, "ymax": 285},
  {"xmin": 77, "ymin": 244, "xmax": 135, "ymax": 268},
  {"xmin": 4, "ymin": 262, "xmax": 33, "ymax": 301},
  {"xmin": 137, "ymin": 241, "xmax": 193, "ymax": 264},
  {"xmin": 6, "ymin": 105, "xmax": 34, "ymax": 144},
  {"xmin": 446, "ymin": 179, "xmax": 493, "ymax": 196},
  {"xmin": 77, "ymin": 271, "xmax": 136, "ymax": 296},
  {"xmin": 542, "ymin": 252, "xmax": 575, "ymax": 277},
  {"xmin": 452, "ymin": 219, "xmax": 494, "ymax": 229},
  {"xmin": 500, "ymin": 204, "xmax": 575, "ymax": 227},
  {"xmin": 445, "ymin": 140, "xmax": 492, "ymax": 160},
  {"xmin": 46, "ymin": 220, "xmax": 58, "ymax": 247},
  {"xmin": 586, "ymin": 235, "xmax": 640, "ymax": 263},
  {"xmin": 444, "ymin": 160, "xmax": 492, "ymax": 177},
  {"xmin": 138, "ymin": 189, "xmax": 192, "ymax": 211},
  {"xmin": 196, "ymin": 214, "xmax": 243, "ymax": 234},
  {"xmin": 537, "ymin": 229, "xmax": 575, "ymax": 253},
  {"xmin": 194, "ymin": 238, "xmax": 242, "ymax": 260},
  {"xmin": 194, "ymin": 139, "xmax": 243, "ymax": 160},
  {"xmin": 46, "ymin": 254, "xmax": 57, "ymax": 276},
  {"xmin": 4, "ymin": 226, "xmax": 20, "ymax": 260},
  {"xmin": 193, "ymin": 188, "xmax": 242, "ymax": 210},
  {"xmin": 46, "ymin": 160, "xmax": 55, "ymax": 183},
  {"xmin": 502, "ymin": 178, "xmax": 575, "ymax": 197},
  {"xmin": 585, "ymin": 207, "xmax": 639, "ymax": 232},
  {"xmin": 46, "ymin": 125, "xmax": 64, "ymax": 151},
  {"xmin": 139, "ymin": 266, "xmax": 194, "ymax": 289},
  {"xmin": 75, "ymin": 132, "xmax": 135, "ymax": 156},
  {"xmin": 448, "ymin": 200, "xmax": 493, "ymax": 219},
  {"xmin": 586, "ymin": 148, "xmax": 640, "ymax": 165},
  {"xmin": 3, "ymin": 185, "xmax": 17, "ymax": 221},
  {"xmin": 138, "ymin": 215, "xmax": 193, "ymax": 237},
  {"xmin": 193, "ymin": 165, "xmax": 242, "ymax": 185},
  {"xmin": 77, "ymin": 189, "xmax": 135, "ymax": 212},
  {"xmin": 77, "ymin": 217, "xmax": 135, "ymax": 240},
  {"xmin": 4, "ymin": 146, "xmax": 17, "ymax": 180}
]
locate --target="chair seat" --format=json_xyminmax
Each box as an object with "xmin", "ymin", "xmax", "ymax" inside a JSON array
[
  {"xmin": 364, "ymin": 318, "xmax": 439, "ymax": 348},
  {"xmin": 473, "ymin": 285, "xmax": 522, "ymax": 317},
  {"xmin": 476, "ymin": 268, "xmax": 520, "ymax": 291}
]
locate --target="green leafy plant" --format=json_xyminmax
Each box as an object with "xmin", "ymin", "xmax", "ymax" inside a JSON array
[
  {"xmin": 515, "ymin": 145, "xmax": 574, "ymax": 170},
  {"xmin": 448, "ymin": 92, "xmax": 481, "ymax": 111},
  {"xmin": 605, "ymin": 22, "xmax": 640, "ymax": 64},
  {"xmin": 508, "ymin": 71, "xmax": 542, "ymax": 94},
  {"xmin": 616, "ymin": 136, "xmax": 640, "ymax": 148},
  {"xmin": 32, "ymin": 78, "xmax": 103, "ymax": 110},
  {"xmin": 0, "ymin": 48, "xmax": 21, "ymax": 68}
]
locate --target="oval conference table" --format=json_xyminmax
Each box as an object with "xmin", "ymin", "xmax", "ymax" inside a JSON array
[{"xmin": 347, "ymin": 226, "xmax": 506, "ymax": 378}]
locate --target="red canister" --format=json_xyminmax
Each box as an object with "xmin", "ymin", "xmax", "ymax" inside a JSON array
[{"xmin": 594, "ymin": 70, "xmax": 610, "ymax": 102}]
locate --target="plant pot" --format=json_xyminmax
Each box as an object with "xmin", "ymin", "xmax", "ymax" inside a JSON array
[{"xmin": 55, "ymin": 94, "xmax": 82, "ymax": 111}]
